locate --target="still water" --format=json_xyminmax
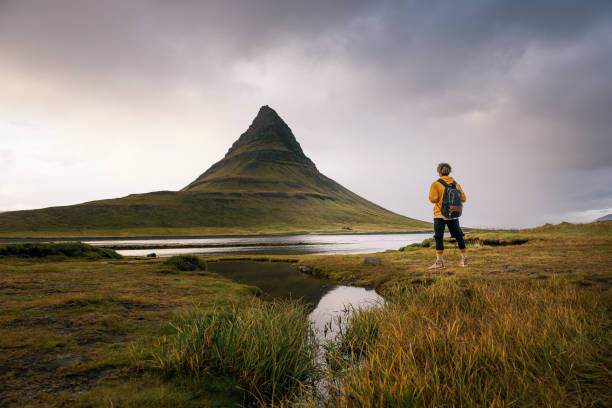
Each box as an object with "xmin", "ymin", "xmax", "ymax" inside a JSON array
[
  {"xmin": 86, "ymin": 232, "xmax": 433, "ymax": 257},
  {"xmin": 207, "ymin": 261, "xmax": 384, "ymax": 341}
]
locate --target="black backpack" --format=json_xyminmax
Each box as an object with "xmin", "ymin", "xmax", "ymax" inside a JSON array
[{"xmin": 438, "ymin": 179, "xmax": 463, "ymax": 218}]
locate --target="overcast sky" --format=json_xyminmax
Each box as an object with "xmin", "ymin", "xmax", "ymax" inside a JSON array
[{"xmin": 1, "ymin": 0, "xmax": 611, "ymax": 228}]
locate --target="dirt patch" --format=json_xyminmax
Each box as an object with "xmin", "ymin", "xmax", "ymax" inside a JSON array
[
  {"xmin": 153, "ymin": 269, "xmax": 179, "ymax": 275},
  {"xmin": 3, "ymin": 363, "xmax": 123, "ymax": 404},
  {"xmin": 74, "ymin": 330, "xmax": 126, "ymax": 346},
  {"xmin": 411, "ymin": 278, "xmax": 437, "ymax": 286},
  {"xmin": 39, "ymin": 297, "xmax": 175, "ymax": 312},
  {"xmin": 578, "ymin": 275, "xmax": 611, "ymax": 289},
  {"xmin": 28, "ymin": 351, "xmax": 88, "ymax": 371},
  {"xmin": 5, "ymin": 316, "xmax": 72, "ymax": 328}
]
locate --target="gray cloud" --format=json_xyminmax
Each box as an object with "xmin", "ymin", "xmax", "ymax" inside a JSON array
[{"xmin": 0, "ymin": 0, "xmax": 611, "ymax": 227}]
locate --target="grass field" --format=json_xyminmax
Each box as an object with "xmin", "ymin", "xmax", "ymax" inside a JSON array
[
  {"xmin": 299, "ymin": 221, "xmax": 612, "ymax": 407},
  {"xmin": 0, "ymin": 221, "xmax": 610, "ymax": 407}
]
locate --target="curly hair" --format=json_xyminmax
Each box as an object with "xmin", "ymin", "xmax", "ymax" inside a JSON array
[{"xmin": 437, "ymin": 162, "xmax": 451, "ymax": 176}]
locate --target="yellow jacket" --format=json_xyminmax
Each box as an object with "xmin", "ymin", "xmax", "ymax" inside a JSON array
[{"xmin": 429, "ymin": 176, "xmax": 466, "ymax": 218}]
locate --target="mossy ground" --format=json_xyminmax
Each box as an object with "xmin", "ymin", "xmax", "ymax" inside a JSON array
[
  {"xmin": 0, "ymin": 256, "xmax": 259, "ymax": 407},
  {"xmin": 0, "ymin": 221, "xmax": 610, "ymax": 407},
  {"xmin": 298, "ymin": 221, "xmax": 612, "ymax": 292}
]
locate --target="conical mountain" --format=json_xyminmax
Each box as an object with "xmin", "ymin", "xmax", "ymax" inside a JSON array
[
  {"xmin": 0, "ymin": 106, "xmax": 430, "ymax": 237},
  {"xmin": 183, "ymin": 105, "xmax": 319, "ymax": 194},
  {"xmin": 182, "ymin": 106, "xmax": 376, "ymax": 205}
]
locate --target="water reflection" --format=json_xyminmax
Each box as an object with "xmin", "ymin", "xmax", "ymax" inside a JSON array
[
  {"xmin": 87, "ymin": 232, "xmax": 433, "ymax": 257},
  {"xmin": 208, "ymin": 261, "xmax": 384, "ymax": 341},
  {"xmin": 308, "ymin": 286, "xmax": 383, "ymax": 342},
  {"xmin": 207, "ymin": 261, "xmax": 335, "ymax": 306}
]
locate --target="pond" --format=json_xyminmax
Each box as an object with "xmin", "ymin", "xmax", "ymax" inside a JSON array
[
  {"xmin": 207, "ymin": 261, "xmax": 384, "ymax": 341},
  {"xmin": 84, "ymin": 232, "xmax": 434, "ymax": 257}
]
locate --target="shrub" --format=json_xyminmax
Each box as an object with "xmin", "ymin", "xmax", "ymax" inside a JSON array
[
  {"xmin": 420, "ymin": 237, "xmax": 434, "ymax": 247},
  {"xmin": 164, "ymin": 255, "xmax": 206, "ymax": 271},
  {"xmin": 399, "ymin": 237, "xmax": 455, "ymax": 251},
  {"xmin": 144, "ymin": 299, "xmax": 320, "ymax": 405},
  {"xmin": 0, "ymin": 242, "xmax": 122, "ymax": 259},
  {"xmin": 465, "ymin": 236, "xmax": 529, "ymax": 246}
]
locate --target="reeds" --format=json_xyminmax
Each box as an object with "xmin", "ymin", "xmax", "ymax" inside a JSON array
[
  {"xmin": 147, "ymin": 299, "xmax": 320, "ymax": 406},
  {"xmin": 334, "ymin": 305, "xmax": 382, "ymax": 359}
]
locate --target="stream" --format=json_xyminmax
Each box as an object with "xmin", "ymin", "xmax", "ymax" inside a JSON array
[{"xmin": 206, "ymin": 261, "xmax": 384, "ymax": 342}]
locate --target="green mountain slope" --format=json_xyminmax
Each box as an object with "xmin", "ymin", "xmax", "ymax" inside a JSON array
[{"xmin": 0, "ymin": 106, "xmax": 430, "ymax": 237}]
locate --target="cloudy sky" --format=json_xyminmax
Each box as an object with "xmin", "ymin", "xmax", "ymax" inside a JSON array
[{"xmin": 1, "ymin": 0, "xmax": 611, "ymax": 228}]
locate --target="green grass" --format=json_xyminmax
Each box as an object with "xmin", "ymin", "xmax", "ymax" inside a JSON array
[
  {"xmin": 0, "ymin": 242, "xmax": 122, "ymax": 259},
  {"xmin": 164, "ymin": 255, "xmax": 206, "ymax": 271},
  {"xmin": 398, "ymin": 235, "xmax": 530, "ymax": 252},
  {"xmin": 139, "ymin": 299, "xmax": 320, "ymax": 406},
  {"xmin": 0, "ymin": 255, "xmax": 252, "ymax": 407},
  {"xmin": 328, "ymin": 305, "xmax": 383, "ymax": 361}
]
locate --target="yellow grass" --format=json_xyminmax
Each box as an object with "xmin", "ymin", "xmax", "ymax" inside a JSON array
[{"xmin": 320, "ymin": 279, "xmax": 610, "ymax": 407}]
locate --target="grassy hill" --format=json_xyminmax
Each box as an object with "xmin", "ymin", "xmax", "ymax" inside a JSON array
[{"xmin": 0, "ymin": 106, "xmax": 430, "ymax": 237}]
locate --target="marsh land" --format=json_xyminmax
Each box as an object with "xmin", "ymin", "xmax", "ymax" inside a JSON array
[{"xmin": 0, "ymin": 221, "xmax": 610, "ymax": 407}]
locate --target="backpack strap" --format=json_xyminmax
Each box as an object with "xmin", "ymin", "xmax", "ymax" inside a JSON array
[
  {"xmin": 438, "ymin": 178, "xmax": 458, "ymax": 188},
  {"xmin": 437, "ymin": 178, "xmax": 448, "ymax": 187}
]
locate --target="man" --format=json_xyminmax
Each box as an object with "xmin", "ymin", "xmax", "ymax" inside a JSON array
[{"xmin": 428, "ymin": 163, "xmax": 468, "ymax": 269}]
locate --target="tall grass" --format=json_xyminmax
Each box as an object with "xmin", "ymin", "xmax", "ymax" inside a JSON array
[
  {"xmin": 144, "ymin": 299, "xmax": 320, "ymax": 406},
  {"xmin": 331, "ymin": 305, "xmax": 382, "ymax": 360},
  {"xmin": 321, "ymin": 279, "xmax": 611, "ymax": 407},
  {"xmin": 135, "ymin": 276, "xmax": 609, "ymax": 407}
]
